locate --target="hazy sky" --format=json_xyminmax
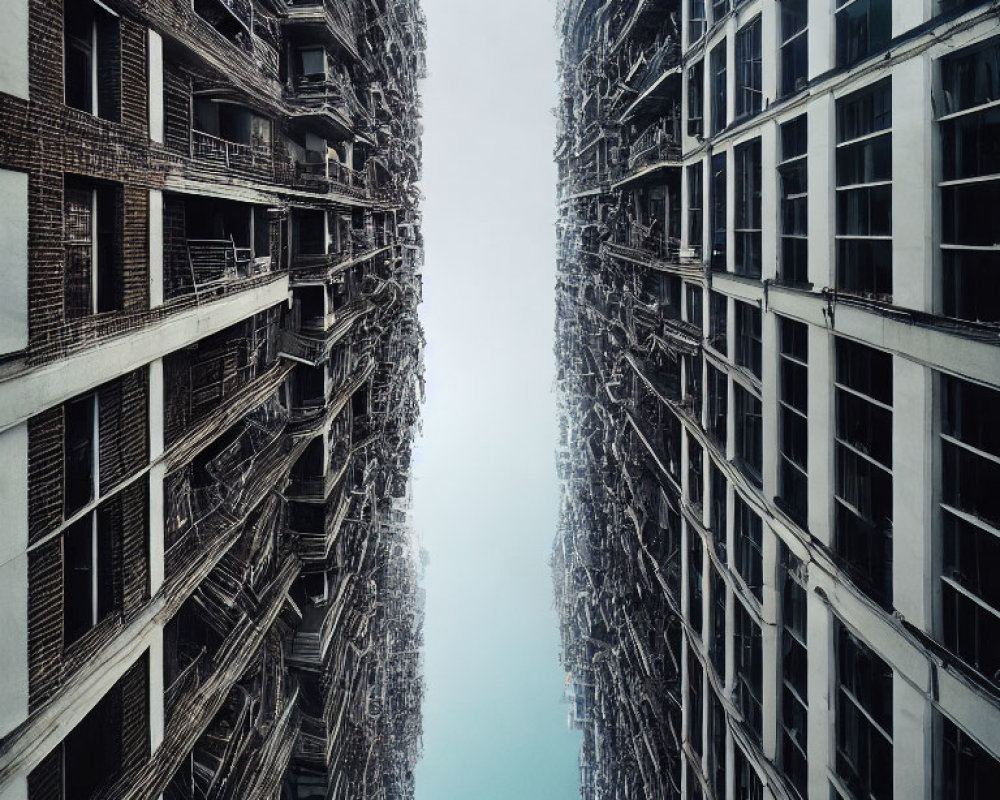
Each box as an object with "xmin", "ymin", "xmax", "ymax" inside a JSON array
[{"xmin": 410, "ymin": 1, "xmax": 581, "ymax": 798}]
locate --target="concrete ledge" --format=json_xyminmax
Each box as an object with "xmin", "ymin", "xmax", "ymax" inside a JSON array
[{"xmin": 0, "ymin": 278, "xmax": 289, "ymax": 433}]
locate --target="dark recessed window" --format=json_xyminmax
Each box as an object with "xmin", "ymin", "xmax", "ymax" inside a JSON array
[
  {"xmin": 834, "ymin": 338, "xmax": 893, "ymax": 606},
  {"xmin": 835, "ymin": 620, "xmax": 893, "ymax": 800},
  {"xmin": 781, "ymin": 544, "xmax": 809, "ymax": 800},
  {"xmin": 779, "ymin": 115, "xmax": 808, "ymax": 284},
  {"xmin": 735, "ymin": 301, "xmax": 761, "ymax": 379},
  {"xmin": 64, "ymin": 176, "xmax": 125, "ymax": 318},
  {"xmin": 735, "ymin": 384, "xmax": 762, "ymax": 484},
  {"xmin": 688, "ymin": 163, "xmax": 704, "ymax": 257},
  {"xmin": 711, "ymin": 153, "xmax": 727, "ymax": 270},
  {"xmin": 736, "ymin": 17, "xmax": 762, "ymax": 119},
  {"xmin": 778, "ymin": 316, "xmax": 808, "ymax": 524},
  {"xmin": 734, "ymin": 599, "xmax": 763, "ymax": 744},
  {"xmin": 688, "ymin": 649, "xmax": 704, "ymax": 756},
  {"xmin": 940, "ymin": 375, "xmax": 1000, "ymax": 688},
  {"xmin": 688, "ymin": 525, "xmax": 704, "ymax": 635},
  {"xmin": 780, "ymin": 0, "xmax": 808, "ymax": 96},
  {"xmin": 735, "ymin": 495, "xmax": 762, "ymax": 600},
  {"xmin": 939, "ymin": 39, "xmax": 1000, "ymax": 322},
  {"xmin": 707, "ymin": 364, "xmax": 728, "ymax": 448},
  {"xmin": 836, "ymin": 0, "xmax": 891, "ymax": 68},
  {"xmin": 689, "ymin": 0, "xmax": 708, "ymax": 43},
  {"xmin": 64, "ymin": 0, "xmax": 121, "ymax": 121},
  {"xmin": 709, "ymin": 462, "xmax": 727, "ymax": 560},
  {"xmin": 711, "ymin": 43, "xmax": 727, "ymax": 136},
  {"xmin": 709, "ymin": 291, "xmax": 727, "ymax": 355},
  {"xmin": 735, "ymin": 138, "xmax": 762, "ymax": 278},
  {"xmin": 941, "ymin": 714, "xmax": 1000, "ymax": 799},
  {"xmin": 836, "ymin": 79, "xmax": 892, "ymax": 299},
  {"xmin": 688, "ymin": 61, "xmax": 704, "ymax": 138}
]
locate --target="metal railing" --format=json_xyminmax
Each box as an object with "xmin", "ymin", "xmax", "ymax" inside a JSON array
[{"xmin": 191, "ymin": 129, "xmax": 272, "ymax": 172}]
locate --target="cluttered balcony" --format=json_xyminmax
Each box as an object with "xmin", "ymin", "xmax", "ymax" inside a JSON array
[
  {"xmin": 163, "ymin": 194, "xmax": 276, "ymax": 302},
  {"xmin": 613, "ymin": 117, "xmax": 681, "ymax": 189},
  {"xmin": 189, "ymin": 96, "xmax": 274, "ymax": 179},
  {"xmin": 284, "ymin": 0, "xmax": 360, "ymax": 63},
  {"xmin": 287, "ymin": 47, "xmax": 372, "ymax": 139}
]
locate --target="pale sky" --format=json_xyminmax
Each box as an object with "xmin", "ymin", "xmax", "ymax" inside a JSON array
[{"xmin": 410, "ymin": 1, "xmax": 581, "ymax": 798}]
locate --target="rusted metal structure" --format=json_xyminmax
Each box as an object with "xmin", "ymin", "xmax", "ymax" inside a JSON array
[{"xmin": 0, "ymin": 1, "xmax": 425, "ymax": 799}]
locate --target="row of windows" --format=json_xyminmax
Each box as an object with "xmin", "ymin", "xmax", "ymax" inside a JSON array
[{"xmin": 685, "ymin": 35, "xmax": 999, "ymax": 322}]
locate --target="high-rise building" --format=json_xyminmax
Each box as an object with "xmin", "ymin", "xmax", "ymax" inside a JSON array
[
  {"xmin": 553, "ymin": 2, "xmax": 1000, "ymax": 799},
  {"xmin": 0, "ymin": 1, "xmax": 426, "ymax": 799}
]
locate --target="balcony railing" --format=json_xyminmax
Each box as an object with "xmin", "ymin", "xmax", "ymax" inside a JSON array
[
  {"xmin": 296, "ymin": 159, "xmax": 369, "ymax": 198},
  {"xmin": 185, "ymin": 238, "xmax": 272, "ymax": 297},
  {"xmin": 286, "ymin": 0, "xmax": 358, "ymax": 59},
  {"xmin": 625, "ymin": 121, "xmax": 681, "ymax": 172},
  {"xmin": 191, "ymin": 129, "xmax": 272, "ymax": 174}
]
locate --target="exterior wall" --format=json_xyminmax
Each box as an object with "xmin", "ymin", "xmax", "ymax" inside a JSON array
[
  {"xmin": 0, "ymin": 169, "xmax": 29, "ymax": 354},
  {"xmin": 555, "ymin": 2, "xmax": 1000, "ymax": 799}
]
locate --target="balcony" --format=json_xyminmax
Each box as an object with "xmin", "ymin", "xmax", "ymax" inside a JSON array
[
  {"xmin": 289, "ymin": 484, "xmax": 354, "ymax": 563},
  {"xmin": 163, "ymin": 195, "xmax": 275, "ymax": 302},
  {"xmin": 284, "ymin": 0, "xmax": 360, "ymax": 62},
  {"xmin": 287, "ymin": 67, "xmax": 371, "ymax": 140},
  {"xmin": 295, "ymin": 159, "xmax": 369, "ymax": 199},
  {"xmin": 604, "ymin": 221, "xmax": 679, "ymax": 265},
  {"xmin": 191, "ymin": 129, "xmax": 272, "ymax": 176}
]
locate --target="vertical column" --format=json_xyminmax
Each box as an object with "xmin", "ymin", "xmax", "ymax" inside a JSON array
[
  {"xmin": 892, "ymin": 58, "xmax": 934, "ymax": 313},
  {"xmin": 759, "ymin": 121, "xmax": 778, "ymax": 283},
  {"xmin": 894, "ymin": 674, "xmax": 933, "ymax": 800},
  {"xmin": 760, "ymin": 310, "xmax": 779, "ymax": 503},
  {"xmin": 0, "ymin": 169, "xmax": 28, "ymax": 354},
  {"xmin": 806, "ymin": 93, "xmax": 835, "ymax": 292},
  {"xmin": 760, "ymin": 525, "xmax": 780, "ymax": 762},
  {"xmin": 148, "ymin": 189, "xmax": 163, "ymax": 309},
  {"xmin": 148, "ymin": 358, "xmax": 165, "ymax": 595},
  {"xmin": 0, "ymin": 423, "xmax": 29, "ymax": 740},
  {"xmin": 806, "ymin": 591, "xmax": 833, "ymax": 800},
  {"xmin": 760, "ymin": 0, "xmax": 778, "ymax": 108},
  {"xmin": 892, "ymin": 359, "xmax": 933, "ymax": 632},
  {"xmin": 148, "ymin": 627, "xmax": 164, "ymax": 752},
  {"xmin": 808, "ymin": 0, "xmax": 836, "ymax": 79},
  {"xmin": 148, "ymin": 30, "xmax": 164, "ymax": 144},
  {"xmin": 0, "ymin": 0, "xmax": 28, "ymax": 100},
  {"xmin": 807, "ymin": 324, "xmax": 833, "ymax": 546}
]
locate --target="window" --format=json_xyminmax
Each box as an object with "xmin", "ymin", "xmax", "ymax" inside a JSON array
[
  {"xmin": 688, "ymin": 61, "xmax": 704, "ymax": 137},
  {"xmin": 688, "ymin": 649, "xmax": 704, "ymax": 756},
  {"xmin": 711, "ymin": 152, "xmax": 727, "ymax": 270},
  {"xmin": 710, "ymin": 463, "xmax": 727, "ymax": 560},
  {"xmin": 711, "ymin": 43, "xmax": 727, "ymax": 136},
  {"xmin": 834, "ymin": 338, "xmax": 893, "ymax": 606},
  {"xmin": 734, "ymin": 495, "xmax": 762, "ymax": 600},
  {"xmin": 781, "ymin": 544, "xmax": 808, "ymax": 800},
  {"xmin": 836, "ymin": 0, "xmax": 891, "ymax": 67},
  {"xmin": 707, "ymin": 365, "xmax": 728, "ymax": 448},
  {"xmin": 688, "ymin": 525, "xmax": 704, "ymax": 634},
  {"xmin": 835, "ymin": 620, "xmax": 893, "ymax": 800},
  {"xmin": 64, "ymin": 0, "xmax": 120, "ymax": 121},
  {"xmin": 63, "ymin": 512, "xmax": 115, "ymax": 647},
  {"xmin": 712, "ymin": 0, "xmax": 729, "ymax": 24},
  {"xmin": 688, "ymin": 163, "xmax": 704, "ymax": 256},
  {"xmin": 735, "ymin": 745, "xmax": 764, "ymax": 800},
  {"xmin": 735, "ymin": 138, "xmax": 762, "ymax": 277},
  {"xmin": 734, "ymin": 600, "xmax": 763, "ymax": 744},
  {"xmin": 940, "ymin": 375, "xmax": 1000, "ymax": 687},
  {"xmin": 778, "ymin": 316, "xmax": 808, "ymax": 525},
  {"xmin": 735, "ymin": 385, "xmax": 762, "ymax": 484},
  {"xmin": 780, "ymin": 0, "xmax": 808, "ymax": 96},
  {"xmin": 735, "ymin": 301, "xmax": 761, "ymax": 379},
  {"xmin": 941, "ymin": 714, "xmax": 1000, "ymax": 799},
  {"xmin": 64, "ymin": 176, "xmax": 124, "ymax": 318},
  {"xmin": 836, "ymin": 79, "xmax": 892, "ymax": 299},
  {"xmin": 736, "ymin": 17, "xmax": 762, "ymax": 119},
  {"xmin": 709, "ymin": 290, "xmax": 727, "ymax": 355},
  {"xmin": 708, "ymin": 687, "xmax": 727, "ymax": 800},
  {"xmin": 64, "ymin": 393, "xmax": 97, "ymax": 517},
  {"xmin": 779, "ymin": 115, "xmax": 808, "ymax": 284},
  {"xmin": 685, "ymin": 352, "xmax": 703, "ymax": 413},
  {"xmin": 709, "ymin": 564, "xmax": 726, "ymax": 677},
  {"xmin": 939, "ymin": 40, "xmax": 1000, "ymax": 322},
  {"xmin": 686, "ymin": 283, "xmax": 704, "ymax": 330},
  {"xmin": 689, "ymin": 439, "xmax": 705, "ymax": 510},
  {"xmin": 689, "ymin": 0, "xmax": 707, "ymax": 43}
]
